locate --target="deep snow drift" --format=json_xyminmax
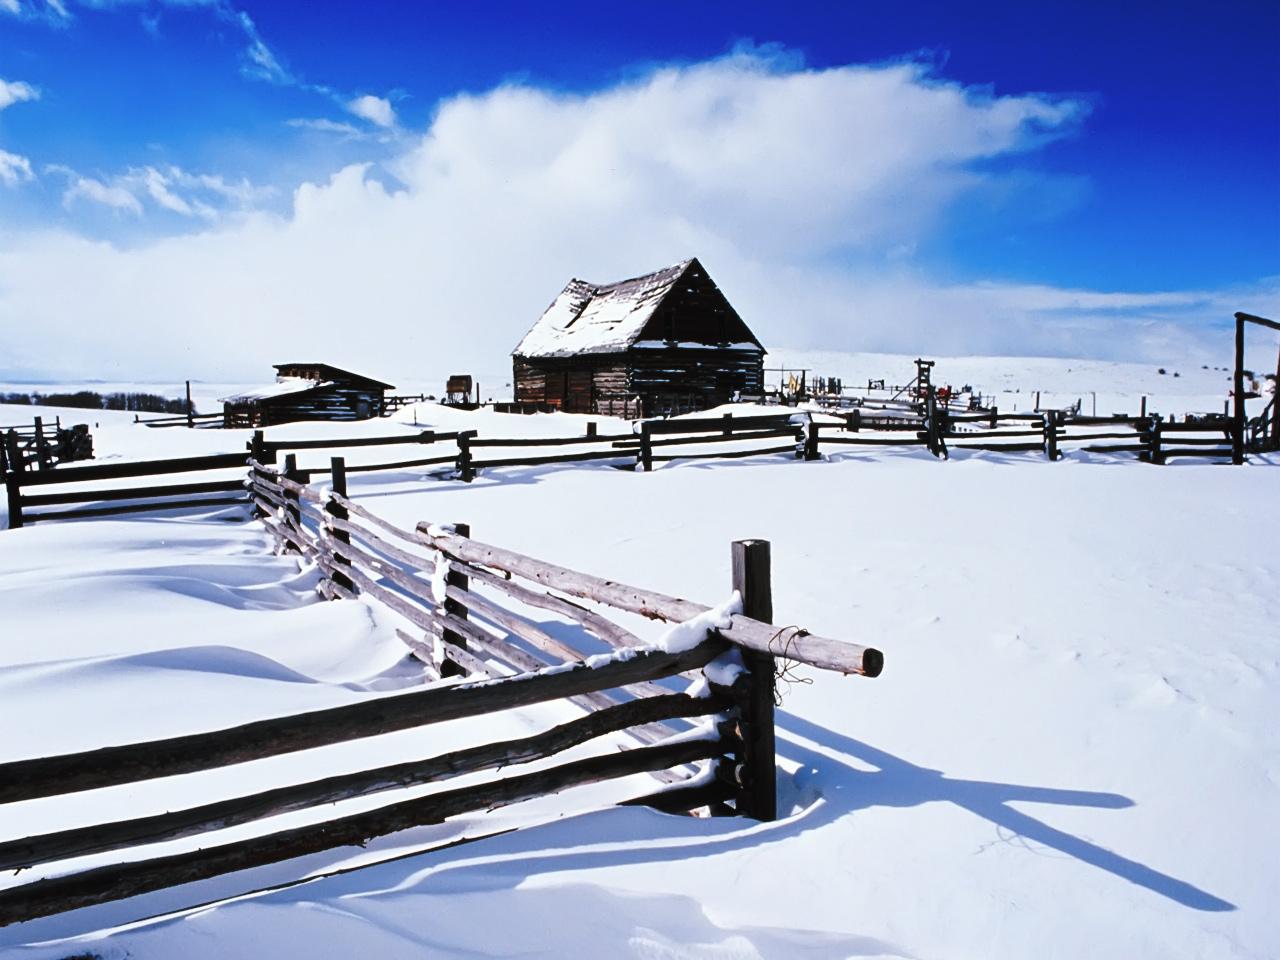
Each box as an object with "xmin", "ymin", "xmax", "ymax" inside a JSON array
[{"xmin": 0, "ymin": 354, "xmax": 1277, "ymax": 960}]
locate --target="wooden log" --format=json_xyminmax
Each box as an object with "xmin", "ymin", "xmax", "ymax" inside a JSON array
[
  {"xmin": 20, "ymin": 478, "xmax": 245, "ymax": 507},
  {"xmin": 15, "ymin": 452, "xmax": 249, "ymax": 487},
  {"xmin": 262, "ymin": 431, "xmax": 438, "ymax": 453},
  {"xmin": 416, "ymin": 526, "xmax": 883, "ymax": 677},
  {"xmin": 471, "ymin": 448, "xmax": 638, "ymax": 470},
  {"xmin": 611, "ymin": 428, "xmax": 797, "ymax": 450},
  {"xmin": 0, "ymin": 691, "xmax": 724, "ymax": 874},
  {"xmin": 0, "ymin": 737, "xmax": 724, "ymax": 927},
  {"xmin": 325, "ymin": 512, "xmax": 438, "ymax": 576},
  {"xmin": 0, "ymin": 639, "xmax": 726, "ymax": 805},
  {"xmin": 1158, "ymin": 447, "xmax": 1236, "ymax": 458},
  {"xmin": 459, "ymin": 562, "xmax": 643, "ymax": 650},
  {"xmin": 23, "ymin": 496, "xmax": 249, "ymax": 524},
  {"xmin": 732, "ymin": 539, "xmax": 776, "ymax": 821},
  {"xmin": 330, "ymin": 492, "xmax": 435, "ymax": 554},
  {"xmin": 471, "ymin": 434, "xmax": 633, "ymax": 448},
  {"xmin": 650, "ymin": 443, "xmax": 798, "ymax": 464},
  {"xmin": 275, "ymin": 473, "xmax": 324, "ymax": 502}
]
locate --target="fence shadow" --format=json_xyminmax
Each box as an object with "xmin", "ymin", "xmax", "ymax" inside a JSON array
[{"xmin": 777, "ymin": 711, "xmax": 1235, "ymax": 913}]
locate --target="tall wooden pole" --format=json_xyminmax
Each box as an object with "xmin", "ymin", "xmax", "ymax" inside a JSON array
[
  {"xmin": 1233, "ymin": 314, "xmax": 1246, "ymax": 464},
  {"xmin": 731, "ymin": 539, "xmax": 776, "ymax": 821},
  {"xmin": 327, "ymin": 457, "xmax": 354, "ymax": 596}
]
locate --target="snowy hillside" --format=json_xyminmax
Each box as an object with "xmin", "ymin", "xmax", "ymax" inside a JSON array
[{"xmin": 0, "ymin": 356, "xmax": 1277, "ymax": 960}]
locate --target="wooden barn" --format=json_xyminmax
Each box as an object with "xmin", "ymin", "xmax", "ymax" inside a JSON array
[
  {"xmin": 511, "ymin": 258, "xmax": 765, "ymax": 418},
  {"xmin": 221, "ymin": 363, "xmax": 394, "ymax": 428}
]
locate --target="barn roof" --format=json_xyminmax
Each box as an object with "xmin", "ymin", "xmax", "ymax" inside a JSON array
[
  {"xmin": 513, "ymin": 258, "xmax": 761, "ymax": 359},
  {"xmin": 218, "ymin": 378, "xmax": 334, "ymax": 405},
  {"xmin": 272, "ymin": 363, "xmax": 395, "ymax": 390}
]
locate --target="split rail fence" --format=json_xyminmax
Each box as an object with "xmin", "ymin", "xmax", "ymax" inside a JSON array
[
  {"xmin": 4, "ymin": 404, "xmax": 1256, "ymax": 531},
  {"xmin": 0, "ymin": 453, "xmax": 882, "ymax": 926}
]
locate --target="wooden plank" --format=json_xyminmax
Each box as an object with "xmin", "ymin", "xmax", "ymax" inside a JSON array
[
  {"xmin": 471, "ymin": 434, "xmax": 634, "ymax": 448},
  {"xmin": 0, "ymin": 640, "xmax": 726, "ymax": 805},
  {"xmin": 0, "ymin": 692, "xmax": 724, "ymax": 873},
  {"xmin": 23, "ymin": 496, "xmax": 249, "ymax": 524},
  {"xmin": 261, "ymin": 431, "xmax": 440, "ymax": 453},
  {"xmin": 472, "ymin": 448, "xmax": 638, "ymax": 470},
  {"xmin": 650, "ymin": 443, "xmax": 797, "ymax": 463},
  {"xmin": 20, "ymin": 478, "xmax": 245, "ymax": 507},
  {"xmin": 0, "ymin": 737, "xmax": 724, "ymax": 927},
  {"xmin": 14, "ymin": 452, "xmax": 247, "ymax": 487}
]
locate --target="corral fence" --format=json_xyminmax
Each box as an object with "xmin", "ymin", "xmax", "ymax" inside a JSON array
[
  {"xmin": 0, "ymin": 416, "xmax": 93, "ymax": 474},
  {"xmin": 5, "ymin": 402, "xmax": 1260, "ymax": 531},
  {"xmin": 0, "ymin": 454, "xmax": 882, "ymax": 925}
]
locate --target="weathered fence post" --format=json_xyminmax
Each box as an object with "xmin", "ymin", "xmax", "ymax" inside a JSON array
[
  {"xmin": 805, "ymin": 420, "xmax": 821, "ymax": 461},
  {"xmin": 327, "ymin": 457, "xmax": 355, "ymax": 597},
  {"xmin": 1150, "ymin": 417, "xmax": 1164, "ymax": 465},
  {"xmin": 1232, "ymin": 313, "xmax": 1246, "ymax": 465},
  {"xmin": 281, "ymin": 454, "xmax": 301, "ymax": 550},
  {"xmin": 5, "ymin": 430, "xmax": 23, "ymax": 475},
  {"xmin": 34, "ymin": 417, "xmax": 50, "ymax": 471},
  {"xmin": 4, "ymin": 472, "xmax": 21, "ymax": 529},
  {"xmin": 439, "ymin": 521, "xmax": 471, "ymax": 677},
  {"xmin": 1140, "ymin": 395, "xmax": 1147, "ymax": 418},
  {"xmin": 456, "ymin": 430, "xmax": 476, "ymax": 482},
  {"xmin": 722, "ymin": 412, "xmax": 733, "ymax": 437},
  {"xmin": 989, "ymin": 405, "xmax": 998, "ymax": 430},
  {"xmin": 731, "ymin": 539, "xmax": 776, "ymax": 821},
  {"xmin": 846, "ymin": 408, "xmax": 860, "ymax": 432},
  {"xmin": 186, "ymin": 380, "xmax": 194, "ymax": 429},
  {"xmin": 639, "ymin": 422, "xmax": 653, "ymax": 472},
  {"xmin": 586, "ymin": 421, "xmax": 597, "ymax": 439},
  {"xmin": 1043, "ymin": 410, "xmax": 1060, "ymax": 461},
  {"xmin": 925, "ymin": 387, "xmax": 947, "ymax": 459}
]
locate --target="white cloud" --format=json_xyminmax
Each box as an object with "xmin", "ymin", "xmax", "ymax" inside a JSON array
[
  {"xmin": 347, "ymin": 94, "xmax": 396, "ymax": 128},
  {"xmin": 0, "ymin": 78, "xmax": 40, "ymax": 111},
  {"xmin": 58, "ymin": 171, "xmax": 144, "ymax": 214},
  {"xmin": 0, "ymin": 149, "xmax": 34, "ymax": 186},
  {"xmin": 286, "ymin": 117, "xmax": 368, "ymax": 140},
  {"xmin": 0, "ymin": 51, "xmax": 1269, "ymax": 382},
  {"xmin": 0, "ymin": 0, "xmax": 20, "ymax": 14}
]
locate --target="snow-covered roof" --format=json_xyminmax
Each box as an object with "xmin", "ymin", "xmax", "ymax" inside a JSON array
[
  {"xmin": 515, "ymin": 259, "xmax": 762, "ymax": 359},
  {"xmin": 219, "ymin": 378, "xmax": 333, "ymax": 404}
]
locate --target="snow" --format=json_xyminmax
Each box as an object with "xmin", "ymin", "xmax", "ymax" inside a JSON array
[
  {"xmin": 218, "ymin": 377, "xmax": 333, "ymax": 403},
  {"xmin": 656, "ymin": 591, "xmax": 742, "ymax": 653},
  {"xmin": 512, "ymin": 259, "xmax": 693, "ymax": 357},
  {"xmin": 1, "ymin": 351, "xmax": 1278, "ymax": 959}
]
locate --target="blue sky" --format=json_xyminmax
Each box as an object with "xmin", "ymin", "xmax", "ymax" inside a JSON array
[{"xmin": 0, "ymin": 0, "xmax": 1277, "ymax": 379}]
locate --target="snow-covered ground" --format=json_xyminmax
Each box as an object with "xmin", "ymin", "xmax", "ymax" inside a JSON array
[{"xmin": 1, "ymin": 353, "xmax": 1278, "ymax": 959}]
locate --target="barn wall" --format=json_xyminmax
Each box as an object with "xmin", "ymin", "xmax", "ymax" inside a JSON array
[
  {"xmin": 513, "ymin": 349, "xmax": 762, "ymax": 418},
  {"xmin": 224, "ymin": 386, "xmax": 386, "ymax": 428}
]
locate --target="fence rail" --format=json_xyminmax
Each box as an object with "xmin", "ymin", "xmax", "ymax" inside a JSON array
[
  {"xmin": 0, "ymin": 453, "xmax": 882, "ymax": 925},
  {"xmin": 1, "ymin": 416, "xmax": 93, "ymax": 474}
]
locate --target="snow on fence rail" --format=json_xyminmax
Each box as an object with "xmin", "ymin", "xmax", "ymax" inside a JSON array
[{"xmin": 0, "ymin": 454, "xmax": 882, "ymax": 927}]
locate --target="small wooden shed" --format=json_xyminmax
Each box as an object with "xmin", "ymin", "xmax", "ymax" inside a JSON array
[
  {"xmin": 511, "ymin": 258, "xmax": 765, "ymax": 417},
  {"xmin": 221, "ymin": 363, "xmax": 394, "ymax": 428}
]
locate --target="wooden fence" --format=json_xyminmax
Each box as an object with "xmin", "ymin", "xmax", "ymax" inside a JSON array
[
  {"xmin": 4, "ymin": 452, "xmax": 251, "ymax": 528},
  {"xmin": 0, "ymin": 455, "xmax": 881, "ymax": 925},
  {"xmin": 0, "ymin": 416, "xmax": 93, "ymax": 474}
]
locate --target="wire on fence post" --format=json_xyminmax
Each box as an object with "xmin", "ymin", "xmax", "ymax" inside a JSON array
[{"xmin": 731, "ymin": 538, "xmax": 777, "ymax": 822}]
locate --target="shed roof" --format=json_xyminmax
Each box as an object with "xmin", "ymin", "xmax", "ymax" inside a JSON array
[
  {"xmin": 272, "ymin": 363, "xmax": 395, "ymax": 390},
  {"xmin": 513, "ymin": 258, "xmax": 761, "ymax": 359},
  {"xmin": 219, "ymin": 378, "xmax": 334, "ymax": 405}
]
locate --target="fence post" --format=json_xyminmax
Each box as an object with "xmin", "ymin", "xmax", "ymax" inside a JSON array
[
  {"xmin": 456, "ymin": 430, "xmax": 475, "ymax": 482},
  {"xmin": 327, "ymin": 457, "xmax": 355, "ymax": 597},
  {"xmin": 989, "ymin": 405, "xmax": 998, "ymax": 430},
  {"xmin": 723, "ymin": 412, "xmax": 733, "ymax": 437},
  {"xmin": 586, "ymin": 421, "xmax": 597, "ymax": 439},
  {"xmin": 1043, "ymin": 411, "xmax": 1060, "ymax": 461},
  {"xmin": 1232, "ymin": 314, "xmax": 1246, "ymax": 465},
  {"xmin": 846, "ymin": 408, "xmax": 860, "ymax": 432},
  {"xmin": 1150, "ymin": 417, "xmax": 1164, "ymax": 465},
  {"xmin": 805, "ymin": 419, "xmax": 820, "ymax": 461},
  {"xmin": 4, "ymin": 472, "xmax": 21, "ymax": 529},
  {"xmin": 281, "ymin": 454, "xmax": 300, "ymax": 550},
  {"xmin": 186, "ymin": 380, "xmax": 194, "ymax": 429},
  {"xmin": 731, "ymin": 539, "xmax": 776, "ymax": 821},
  {"xmin": 639, "ymin": 422, "xmax": 653, "ymax": 472},
  {"xmin": 34, "ymin": 417, "xmax": 50, "ymax": 471},
  {"xmin": 440, "ymin": 521, "xmax": 471, "ymax": 677},
  {"xmin": 5, "ymin": 430, "xmax": 23, "ymax": 474}
]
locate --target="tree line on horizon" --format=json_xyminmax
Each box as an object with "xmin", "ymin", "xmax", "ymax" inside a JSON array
[{"xmin": 0, "ymin": 390, "xmax": 195, "ymax": 415}]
